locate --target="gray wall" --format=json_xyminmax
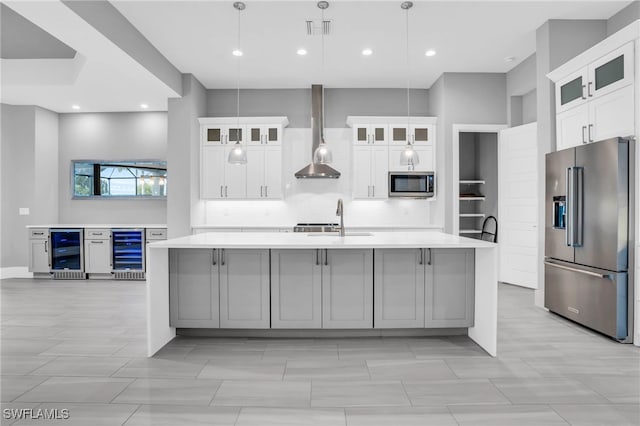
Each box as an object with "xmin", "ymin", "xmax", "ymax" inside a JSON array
[
  {"xmin": 207, "ymin": 88, "xmax": 429, "ymax": 128},
  {"xmin": 167, "ymin": 74, "xmax": 207, "ymax": 238},
  {"xmin": 1, "ymin": 105, "xmax": 59, "ymax": 268},
  {"xmin": 506, "ymin": 54, "xmax": 537, "ymax": 127},
  {"xmin": 534, "ymin": 19, "xmax": 607, "ymax": 307},
  {"xmin": 434, "ymin": 73, "xmax": 507, "ymax": 233},
  {"xmin": 522, "ymin": 90, "xmax": 537, "ymax": 125},
  {"xmin": 58, "ymin": 111, "xmax": 167, "ymax": 225},
  {"xmin": 607, "ymin": 1, "xmax": 640, "ymax": 36}
]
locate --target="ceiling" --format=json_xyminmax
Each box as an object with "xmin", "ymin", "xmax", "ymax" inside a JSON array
[
  {"xmin": 0, "ymin": 1, "xmax": 633, "ymax": 112},
  {"xmin": 112, "ymin": 0, "xmax": 631, "ymax": 89}
]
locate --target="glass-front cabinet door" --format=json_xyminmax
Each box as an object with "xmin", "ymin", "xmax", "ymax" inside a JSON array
[
  {"xmin": 204, "ymin": 126, "xmax": 224, "ymax": 145},
  {"xmin": 410, "ymin": 124, "xmax": 434, "ymax": 146},
  {"xmin": 352, "ymin": 125, "xmax": 387, "ymax": 145},
  {"xmin": 389, "ymin": 125, "xmax": 409, "ymax": 145},
  {"xmin": 247, "ymin": 125, "xmax": 281, "ymax": 145},
  {"xmin": 556, "ymin": 69, "xmax": 588, "ymax": 113},
  {"xmin": 588, "ymin": 42, "xmax": 634, "ymax": 100}
]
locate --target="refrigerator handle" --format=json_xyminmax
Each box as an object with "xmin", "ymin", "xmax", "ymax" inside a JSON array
[
  {"xmin": 575, "ymin": 167, "xmax": 584, "ymax": 247},
  {"xmin": 566, "ymin": 167, "xmax": 573, "ymax": 247},
  {"xmin": 544, "ymin": 261, "xmax": 610, "ymax": 279}
]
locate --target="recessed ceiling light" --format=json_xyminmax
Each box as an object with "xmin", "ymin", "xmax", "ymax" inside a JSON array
[
  {"xmin": 71, "ymin": 105, "xmax": 80, "ymax": 110},
  {"xmin": 504, "ymin": 56, "xmax": 516, "ymax": 62},
  {"xmin": 297, "ymin": 48, "xmax": 307, "ymax": 56},
  {"xmin": 232, "ymin": 49, "xmax": 243, "ymax": 57},
  {"xmin": 140, "ymin": 103, "xmax": 149, "ymax": 109},
  {"xmin": 362, "ymin": 48, "xmax": 373, "ymax": 56},
  {"xmin": 425, "ymin": 49, "xmax": 437, "ymax": 57}
]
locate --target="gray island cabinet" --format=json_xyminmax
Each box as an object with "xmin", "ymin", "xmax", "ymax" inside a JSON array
[{"xmin": 148, "ymin": 231, "xmax": 497, "ymax": 356}]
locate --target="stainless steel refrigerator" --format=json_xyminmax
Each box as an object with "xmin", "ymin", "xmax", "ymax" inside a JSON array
[{"xmin": 545, "ymin": 137, "xmax": 634, "ymax": 342}]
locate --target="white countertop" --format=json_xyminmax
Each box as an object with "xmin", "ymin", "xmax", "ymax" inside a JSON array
[
  {"xmin": 192, "ymin": 225, "xmax": 444, "ymax": 230},
  {"xmin": 27, "ymin": 224, "xmax": 167, "ymax": 229},
  {"xmin": 148, "ymin": 231, "xmax": 496, "ymax": 249}
]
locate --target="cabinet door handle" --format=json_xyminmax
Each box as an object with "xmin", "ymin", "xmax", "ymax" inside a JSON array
[
  {"xmin": 588, "ymin": 124, "xmax": 594, "ymax": 142},
  {"xmin": 225, "ymin": 186, "xmax": 228, "ymax": 197},
  {"xmin": 265, "ymin": 186, "xmax": 268, "ymax": 197},
  {"xmin": 587, "ymin": 82, "xmax": 593, "ymax": 97},
  {"xmin": 324, "ymin": 249, "xmax": 329, "ymax": 266},
  {"xmin": 220, "ymin": 249, "xmax": 225, "ymax": 266},
  {"xmin": 427, "ymin": 248, "xmax": 432, "ymax": 265},
  {"xmin": 581, "ymin": 84, "xmax": 587, "ymax": 100},
  {"xmin": 581, "ymin": 126, "xmax": 587, "ymax": 144},
  {"xmin": 316, "ymin": 249, "xmax": 320, "ymax": 266},
  {"xmin": 260, "ymin": 186, "xmax": 264, "ymax": 197},
  {"xmin": 44, "ymin": 240, "xmax": 48, "ymax": 253},
  {"xmin": 418, "ymin": 248, "xmax": 423, "ymax": 265},
  {"xmin": 92, "ymin": 240, "xmax": 103, "ymax": 244},
  {"xmin": 411, "ymin": 134, "xmax": 415, "ymax": 145},
  {"xmin": 212, "ymin": 248, "xmax": 217, "ymax": 265},
  {"xmin": 367, "ymin": 186, "xmax": 371, "ymax": 197},
  {"xmin": 221, "ymin": 185, "xmax": 224, "ymax": 197},
  {"xmin": 372, "ymin": 186, "xmax": 375, "ymax": 197}
]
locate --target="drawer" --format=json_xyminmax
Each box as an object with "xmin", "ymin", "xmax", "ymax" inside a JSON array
[
  {"xmin": 85, "ymin": 228, "xmax": 110, "ymax": 239},
  {"xmin": 29, "ymin": 228, "xmax": 48, "ymax": 239},
  {"xmin": 146, "ymin": 228, "xmax": 167, "ymax": 240}
]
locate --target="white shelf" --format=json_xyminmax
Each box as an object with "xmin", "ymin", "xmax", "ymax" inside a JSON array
[
  {"xmin": 459, "ymin": 213, "xmax": 486, "ymax": 218},
  {"xmin": 459, "ymin": 196, "xmax": 486, "ymax": 201},
  {"xmin": 459, "ymin": 180, "xmax": 486, "ymax": 185},
  {"xmin": 459, "ymin": 229, "xmax": 482, "ymax": 234}
]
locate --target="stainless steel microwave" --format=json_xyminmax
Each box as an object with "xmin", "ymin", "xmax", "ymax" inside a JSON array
[{"xmin": 388, "ymin": 171, "xmax": 435, "ymax": 198}]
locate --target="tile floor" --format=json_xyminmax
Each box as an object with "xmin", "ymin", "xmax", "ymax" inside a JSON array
[{"xmin": 1, "ymin": 278, "xmax": 639, "ymax": 425}]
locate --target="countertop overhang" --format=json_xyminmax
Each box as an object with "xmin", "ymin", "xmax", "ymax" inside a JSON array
[{"xmin": 148, "ymin": 231, "xmax": 496, "ymax": 250}]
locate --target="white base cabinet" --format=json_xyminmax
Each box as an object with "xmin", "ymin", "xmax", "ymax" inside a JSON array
[
  {"xmin": 425, "ymin": 249, "xmax": 475, "ymax": 327},
  {"xmin": 270, "ymin": 250, "xmax": 322, "ymax": 328},
  {"xmin": 322, "ymin": 249, "xmax": 374, "ymax": 328},
  {"xmin": 219, "ymin": 249, "xmax": 270, "ymax": 328},
  {"xmin": 84, "ymin": 228, "xmax": 111, "ymax": 275},
  {"xmin": 28, "ymin": 230, "xmax": 49, "ymax": 274},
  {"xmin": 169, "ymin": 249, "xmax": 219, "ymax": 328},
  {"xmin": 374, "ymin": 249, "xmax": 425, "ymax": 328}
]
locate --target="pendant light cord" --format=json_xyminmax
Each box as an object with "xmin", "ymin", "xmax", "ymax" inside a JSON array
[
  {"xmin": 236, "ymin": 6, "xmax": 241, "ymax": 136},
  {"xmin": 405, "ymin": 5, "xmax": 410, "ymax": 132},
  {"xmin": 321, "ymin": 5, "xmax": 326, "ymax": 144}
]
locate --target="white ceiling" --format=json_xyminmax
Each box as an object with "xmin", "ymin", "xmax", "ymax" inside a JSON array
[{"xmin": 113, "ymin": 0, "xmax": 631, "ymax": 89}]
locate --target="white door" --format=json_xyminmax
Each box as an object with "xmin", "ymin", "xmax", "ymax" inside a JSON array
[
  {"xmin": 219, "ymin": 249, "xmax": 270, "ymax": 328},
  {"xmin": 85, "ymin": 239, "xmax": 111, "ymax": 273},
  {"xmin": 201, "ymin": 146, "xmax": 225, "ymax": 199},
  {"xmin": 353, "ymin": 146, "xmax": 373, "ymax": 199},
  {"xmin": 589, "ymin": 85, "xmax": 635, "ymax": 142},
  {"xmin": 322, "ymin": 249, "xmax": 373, "ymax": 328},
  {"xmin": 263, "ymin": 146, "xmax": 282, "ymax": 199},
  {"xmin": 499, "ymin": 123, "xmax": 539, "ymax": 289},
  {"xmin": 374, "ymin": 249, "xmax": 425, "ymax": 328},
  {"xmin": 556, "ymin": 103, "xmax": 589, "ymax": 150},
  {"xmin": 271, "ymin": 250, "xmax": 322, "ymax": 328},
  {"xmin": 370, "ymin": 146, "xmax": 389, "ymax": 199},
  {"xmin": 224, "ymin": 146, "xmax": 247, "ymax": 199},
  {"xmin": 246, "ymin": 147, "xmax": 265, "ymax": 199},
  {"xmin": 353, "ymin": 125, "xmax": 370, "ymax": 145}
]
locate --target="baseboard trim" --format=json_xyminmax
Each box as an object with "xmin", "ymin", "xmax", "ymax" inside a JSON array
[
  {"xmin": 0, "ymin": 266, "xmax": 33, "ymax": 279},
  {"xmin": 177, "ymin": 328, "xmax": 468, "ymax": 338}
]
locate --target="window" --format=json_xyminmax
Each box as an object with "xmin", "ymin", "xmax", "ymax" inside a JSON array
[{"xmin": 72, "ymin": 161, "xmax": 167, "ymax": 199}]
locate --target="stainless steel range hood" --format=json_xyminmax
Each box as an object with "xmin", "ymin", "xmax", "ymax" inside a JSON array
[{"xmin": 295, "ymin": 85, "xmax": 341, "ymax": 179}]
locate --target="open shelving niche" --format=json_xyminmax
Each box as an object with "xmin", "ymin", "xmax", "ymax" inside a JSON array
[{"xmin": 459, "ymin": 180, "xmax": 486, "ymax": 236}]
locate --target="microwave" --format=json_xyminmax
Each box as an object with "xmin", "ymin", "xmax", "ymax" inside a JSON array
[{"xmin": 388, "ymin": 171, "xmax": 435, "ymax": 198}]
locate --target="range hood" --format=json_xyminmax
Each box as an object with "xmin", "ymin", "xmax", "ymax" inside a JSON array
[{"xmin": 294, "ymin": 85, "xmax": 341, "ymax": 179}]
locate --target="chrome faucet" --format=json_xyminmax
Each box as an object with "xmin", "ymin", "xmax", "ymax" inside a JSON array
[{"xmin": 336, "ymin": 198, "xmax": 345, "ymax": 237}]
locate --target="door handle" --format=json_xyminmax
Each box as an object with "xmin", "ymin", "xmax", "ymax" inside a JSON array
[
  {"xmin": 324, "ymin": 249, "xmax": 328, "ymax": 266},
  {"xmin": 265, "ymin": 186, "xmax": 268, "ymax": 197},
  {"xmin": 220, "ymin": 249, "xmax": 225, "ymax": 266},
  {"xmin": 316, "ymin": 249, "xmax": 320, "ymax": 266},
  {"xmin": 92, "ymin": 240, "xmax": 103, "ymax": 244},
  {"xmin": 427, "ymin": 248, "xmax": 432, "ymax": 265},
  {"xmin": 566, "ymin": 167, "xmax": 573, "ymax": 247},
  {"xmin": 411, "ymin": 134, "xmax": 415, "ymax": 145},
  {"xmin": 212, "ymin": 248, "xmax": 217, "ymax": 265},
  {"xmin": 372, "ymin": 186, "xmax": 375, "ymax": 197},
  {"xmin": 581, "ymin": 84, "xmax": 587, "ymax": 100},
  {"xmin": 44, "ymin": 240, "xmax": 48, "ymax": 253},
  {"xmin": 587, "ymin": 81, "xmax": 593, "ymax": 97},
  {"xmin": 260, "ymin": 186, "xmax": 264, "ymax": 197},
  {"xmin": 225, "ymin": 186, "xmax": 228, "ymax": 197},
  {"xmin": 221, "ymin": 185, "xmax": 224, "ymax": 198},
  {"xmin": 581, "ymin": 126, "xmax": 587, "ymax": 144},
  {"xmin": 367, "ymin": 186, "xmax": 371, "ymax": 197},
  {"xmin": 588, "ymin": 124, "xmax": 594, "ymax": 142},
  {"xmin": 544, "ymin": 261, "xmax": 610, "ymax": 279},
  {"xmin": 418, "ymin": 248, "xmax": 423, "ymax": 265}
]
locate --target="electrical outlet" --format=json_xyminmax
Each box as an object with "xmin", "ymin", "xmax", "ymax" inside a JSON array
[{"xmin": 19, "ymin": 207, "xmax": 30, "ymax": 216}]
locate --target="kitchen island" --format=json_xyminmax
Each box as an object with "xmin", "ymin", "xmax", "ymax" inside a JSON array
[{"xmin": 146, "ymin": 231, "xmax": 498, "ymax": 356}]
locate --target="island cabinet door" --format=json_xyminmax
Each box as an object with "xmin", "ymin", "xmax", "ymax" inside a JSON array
[
  {"xmin": 270, "ymin": 250, "xmax": 322, "ymax": 328},
  {"xmin": 425, "ymin": 249, "xmax": 475, "ymax": 328},
  {"xmin": 374, "ymin": 249, "xmax": 425, "ymax": 328},
  {"xmin": 219, "ymin": 249, "xmax": 270, "ymax": 328},
  {"xmin": 322, "ymin": 249, "xmax": 374, "ymax": 328},
  {"xmin": 169, "ymin": 249, "xmax": 219, "ymax": 328}
]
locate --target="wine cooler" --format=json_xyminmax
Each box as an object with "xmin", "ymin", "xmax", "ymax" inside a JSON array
[
  {"xmin": 111, "ymin": 228, "xmax": 146, "ymax": 280},
  {"xmin": 49, "ymin": 228, "xmax": 85, "ymax": 279}
]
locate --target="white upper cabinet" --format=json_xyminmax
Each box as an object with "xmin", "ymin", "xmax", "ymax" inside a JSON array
[
  {"xmin": 352, "ymin": 124, "xmax": 388, "ymax": 145},
  {"xmin": 388, "ymin": 124, "xmax": 435, "ymax": 146},
  {"xmin": 199, "ymin": 117, "xmax": 288, "ymax": 200},
  {"xmin": 353, "ymin": 145, "xmax": 388, "ymax": 199},
  {"xmin": 247, "ymin": 124, "xmax": 283, "ymax": 146},
  {"xmin": 550, "ymin": 32, "xmax": 637, "ymax": 151}
]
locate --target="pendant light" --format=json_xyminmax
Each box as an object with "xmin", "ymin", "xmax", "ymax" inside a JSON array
[
  {"xmin": 228, "ymin": 1, "xmax": 248, "ymax": 165},
  {"xmin": 312, "ymin": 0, "xmax": 333, "ymax": 164},
  {"xmin": 399, "ymin": 1, "xmax": 419, "ymax": 170}
]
